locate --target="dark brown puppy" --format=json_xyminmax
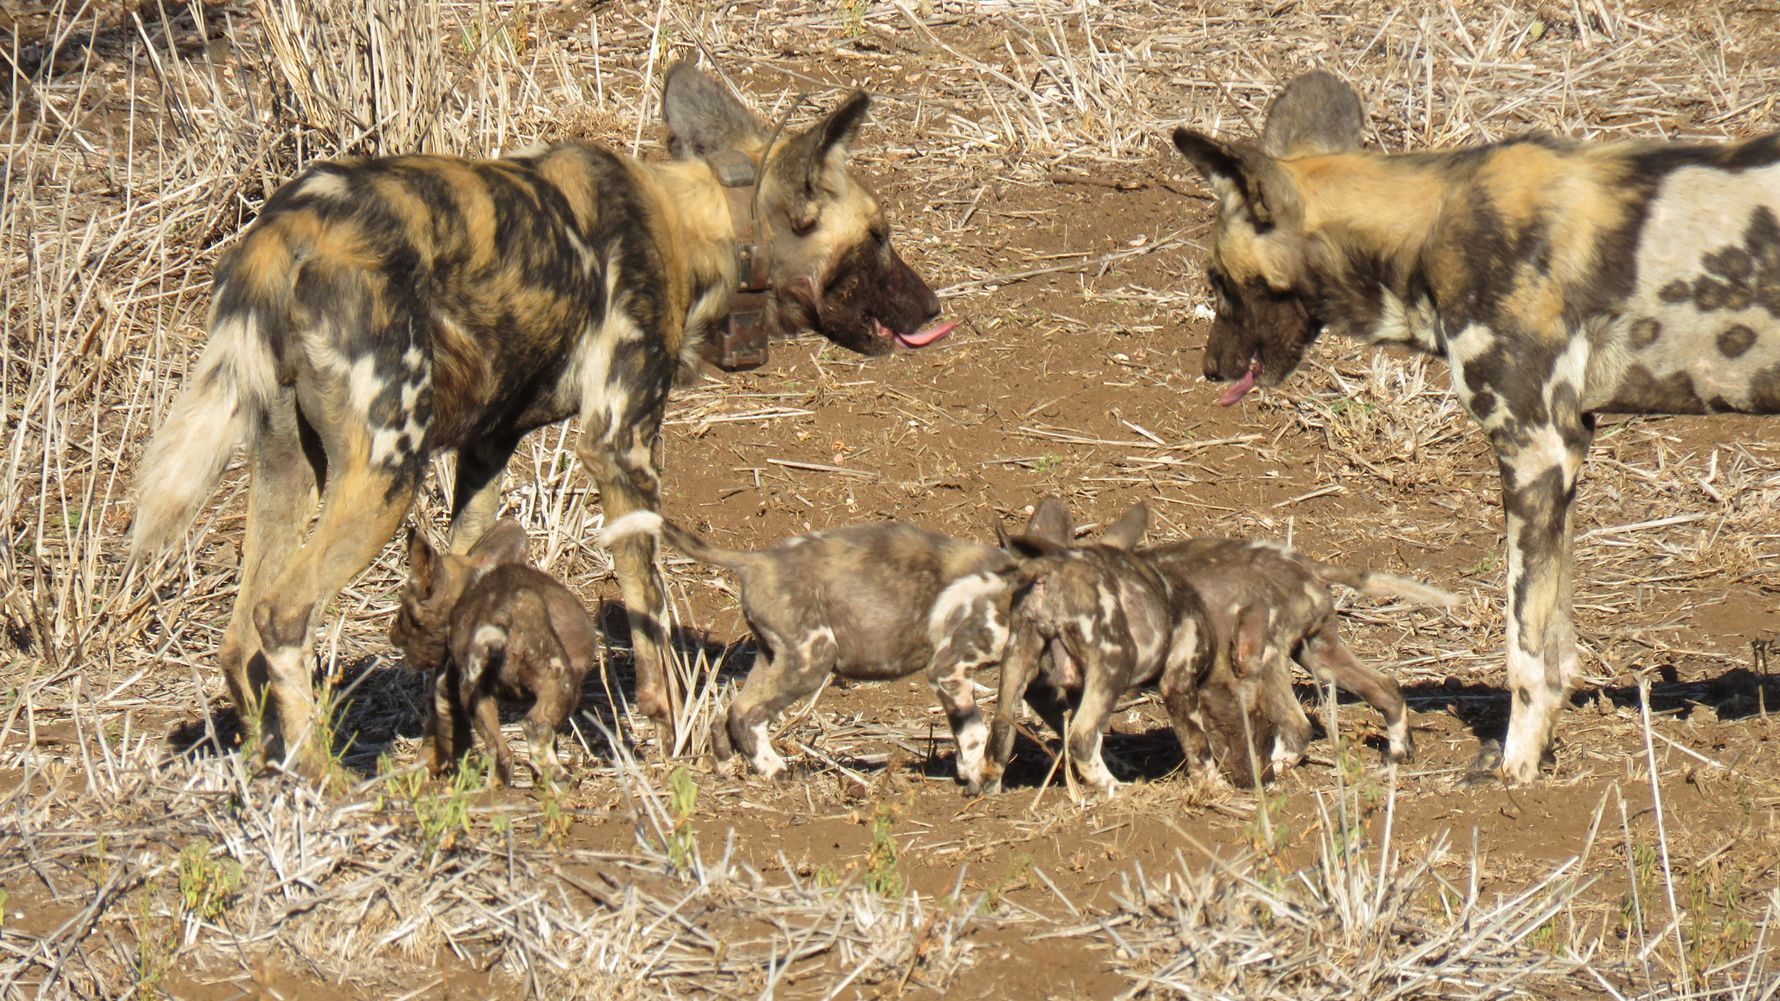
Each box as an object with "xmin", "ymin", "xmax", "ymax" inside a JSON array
[
  {"xmin": 984, "ymin": 503, "xmax": 1268, "ymax": 797},
  {"xmin": 1143, "ymin": 539, "xmax": 1454, "ymax": 772},
  {"xmin": 391, "ymin": 519, "xmax": 601, "ymax": 787},
  {"xmin": 600, "ymin": 503, "xmax": 1071, "ymax": 786}
]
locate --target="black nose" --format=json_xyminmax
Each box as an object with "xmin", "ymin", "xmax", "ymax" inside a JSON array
[
  {"xmin": 920, "ymin": 285, "xmax": 940, "ymax": 321},
  {"xmin": 1203, "ymin": 365, "xmax": 1227, "ymax": 382}
]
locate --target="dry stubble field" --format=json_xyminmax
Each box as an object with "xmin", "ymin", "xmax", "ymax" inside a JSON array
[{"xmin": 4, "ymin": 0, "xmax": 1780, "ymax": 997}]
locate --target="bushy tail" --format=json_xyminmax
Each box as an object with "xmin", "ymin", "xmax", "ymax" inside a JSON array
[
  {"xmin": 1309, "ymin": 560, "xmax": 1457, "ymax": 610},
  {"xmin": 596, "ymin": 511, "xmax": 759, "ymax": 573},
  {"xmin": 129, "ymin": 310, "xmax": 279, "ymax": 563}
]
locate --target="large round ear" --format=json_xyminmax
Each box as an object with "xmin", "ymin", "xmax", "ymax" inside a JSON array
[
  {"xmin": 1004, "ymin": 533, "xmax": 1068, "ymax": 560},
  {"xmin": 768, "ymin": 90, "xmax": 872, "ymax": 220},
  {"xmin": 662, "ymin": 61, "xmax": 766, "ymax": 159},
  {"xmin": 468, "ymin": 517, "xmax": 529, "ymax": 566},
  {"xmin": 1024, "ymin": 496, "xmax": 1074, "ymax": 545},
  {"xmin": 1171, "ymin": 128, "xmax": 1296, "ymax": 227},
  {"xmin": 405, "ymin": 524, "xmax": 442, "ymax": 596},
  {"xmin": 1099, "ymin": 502, "xmax": 1149, "ymax": 550},
  {"xmin": 1260, "ymin": 70, "xmax": 1364, "ymax": 158}
]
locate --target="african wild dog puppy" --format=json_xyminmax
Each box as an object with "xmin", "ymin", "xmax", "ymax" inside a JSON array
[
  {"xmin": 390, "ymin": 519, "xmax": 599, "ymax": 788},
  {"xmin": 598, "ymin": 501, "xmax": 1071, "ymax": 788},
  {"xmin": 983, "ymin": 502, "xmax": 1269, "ymax": 797},
  {"xmin": 127, "ymin": 62, "xmax": 952, "ymax": 776},
  {"xmin": 1143, "ymin": 537, "xmax": 1454, "ymax": 772},
  {"xmin": 1173, "ymin": 71, "xmax": 1780, "ymax": 784}
]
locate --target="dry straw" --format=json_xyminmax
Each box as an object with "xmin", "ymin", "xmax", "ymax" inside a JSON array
[{"xmin": 3, "ymin": 0, "xmax": 1779, "ymax": 996}]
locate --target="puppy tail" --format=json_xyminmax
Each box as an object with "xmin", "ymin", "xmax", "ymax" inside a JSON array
[
  {"xmin": 128, "ymin": 306, "xmax": 280, "ymax": 565},
  {"xmin": 596, "ymin": 511, "xmax": 758, "ymax": 573},
  {"xmin": 1355, "ymin": 572, "xmax": 1458, "ymax": 610}
]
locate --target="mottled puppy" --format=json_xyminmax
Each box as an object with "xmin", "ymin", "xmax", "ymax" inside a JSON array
[
  {"xmin": 984, "ymin": 503, "xmax": 1267, "ymax": 797},
  {"xmin": 600, "ymin": 504, "xmax": 1070, "ymax": 786},
  {"xmin": 1143, "ymin": 539, "xmax": 1454, "ymax": 772},
  {"xmin": 391, "ymin": 519, "xmax": 600, "ymax": 787}
]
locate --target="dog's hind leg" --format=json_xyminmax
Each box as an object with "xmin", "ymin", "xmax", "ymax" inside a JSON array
[
  {"xmin": 1236, "ymin": 605, "xmax": 1312, "ymax": 771},
  {"xmin": 724, "ymin": 625, "xmax": 836, "ymax": 779},
  {"xmin": 251, "ymin": 456, "xmax": 419, "ymax": 779},
  {"xmin": 448, "ymin": 432, "xmax": 521, "ymax": 553},
  {"xmin": 1064, "ymin": 643, "xmax": 1127, "ymax": 798},
  {"xmin": 218, "ymin": 389, "xmax": 323, "ymax": 750},
  {"xmin": 1492, "ymin": 416, "xmax": 1591, "ymax": 784},
  {"xmin": 1297, "ymin": 624, "xmax": 1412, "ymax": 763}
]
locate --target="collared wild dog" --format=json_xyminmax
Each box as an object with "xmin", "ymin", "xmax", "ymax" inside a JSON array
[
  {"xmin": 390, "ymin": 519, "xmax": 600, "ymax": 788},
  {"xmin": 598, "ymin": 500, "xmax": 1071, "ymax": 790},
  {"xmin": 1143, "ymin": 537, "xmax": 1454, "ymax": 772},
  {"xmin": 127, "ymin": 61, "xmax": 954, "ymax": 776},
  {"xmin": 1173, "ymin": 71, "xmax": 1780, "ymax": 783}
]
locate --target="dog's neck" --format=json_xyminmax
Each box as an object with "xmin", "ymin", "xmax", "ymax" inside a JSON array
[
  {"xmin": 640, "ymin": 155, "xmax": 779, "ymax": 365},
  {"xmin": 1285, "ymin": 152, "xmax": 1450, "ymax": 352}
]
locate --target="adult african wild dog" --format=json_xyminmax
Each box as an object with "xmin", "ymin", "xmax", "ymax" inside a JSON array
[
  {"xmin": 1173, "ymin": 71, "xmax": 1780, "ymax": 784},
  {"xmin": 128, "ymin": 62, "xmax": 954, "ymax": 776}
]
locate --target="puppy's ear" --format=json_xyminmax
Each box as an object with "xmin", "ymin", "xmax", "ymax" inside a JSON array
[
  {"xmin": 1004, "ymin": 533, "xmax": 1067, "ymax": 560},
  {"xmin": 406, "ymin": 524, "xmax": 442, "ymax": 596},
  {"xmin": 1024, "ymin": 496, "xmax": 1074, "ymax": 544},
  {"xmin": 1099, "ymin": 502, "xmax": 1149, "ymax": 550},
  {"xmin": 468, "ymin": 517, "xmax": 529, "ymax": 566}
]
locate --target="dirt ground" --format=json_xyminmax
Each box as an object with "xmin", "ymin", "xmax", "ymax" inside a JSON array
[{"xmin": 5, "ymin": 1, "xmax": 1780, "ymax": 998}]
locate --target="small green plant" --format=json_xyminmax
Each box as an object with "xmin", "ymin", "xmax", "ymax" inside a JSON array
[
  {"xmin": 537, "ymin": 774, "xmax": 571, "ymax": 846},
  {"xmin": 864, "ymin": 798, "xmax": 906, "ymax": 898},
  {"xmin": 981, "ymin": 852, "xmax": 1033, "ymax": 913},
  {"xmin": 811, "ymin": 862, "xmax": 841, "ymax": 888},
  {"xmin": 176, "ymin": 841, "xmax": 242, "ymax": 923},
  {"xmin": 666, "ymin": 765, "xmax": 699, "ymax": 872},
  {"xmin": 1028, "ymin": 454, "xmax": 1061, "ymax": 472},
  {"xmin": 133, "ymin": 890, "xmax": 176, "ymax": 1000},
  {"xmin": 838, "ymin": 0, "xmax": 868, "ymax": 37},
  {"xmin": 417, "ymin": 756, "xmax": 482, "ymax": 856}
]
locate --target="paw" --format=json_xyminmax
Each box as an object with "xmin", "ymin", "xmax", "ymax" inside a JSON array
[{"xmin": 1459, "ymin": 739, "xmax": 1503, "ymax": 787}]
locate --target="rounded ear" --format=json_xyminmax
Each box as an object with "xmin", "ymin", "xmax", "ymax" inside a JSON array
[
  {"xmin": 1024, "ymin": 496, "xmax": 1074, "ymax": 545},
  {"xmin": 1171, "ymin": 128, "xmax": 1295, "ymax": 227},
  {"xmin": 768, "ymin": 90, "xmax": 872, "ymax": 217},
  {"xmin": 1005, "ymin": 534, "xmax": 1067, "ymax": 560},
  {"xmin": 662, "ymin": 61, "xmax": 765, "ymax": 159},
  {"xmin": 1099, "ymin": 502, "xmax": 1149, "ymax": 550},
  {"xmin": 406, "ymin": 524, "xmax": 441, "ymax": 595},
  {"xmin": 468, "ymin": 517, "xmax": 529, "ymax": 566},
  {"xmin": 1260, "ymin": 70, "xmax": 1364, "ymax": 158}
]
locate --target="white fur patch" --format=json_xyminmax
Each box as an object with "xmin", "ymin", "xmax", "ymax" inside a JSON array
[
  {"xmin": 927, "ymin": 572, "xmax": 1008, "ymax": 642},
  {"xmin": 130, "ymin": 310, "xmax": 280, "ymax": 560},
  {"xmin": 597, "ymin": 510, "xmax": 663, "ymax": 548}
]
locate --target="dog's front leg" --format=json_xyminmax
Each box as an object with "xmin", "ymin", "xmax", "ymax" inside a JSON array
[
  {"xmin": 983, "ymin": 626, "xmax": 1046, "ymax": 795},
  {"xmin": 578, "ymin": 422, "xmax": 678, "ymax": 753},
  {"xmin": 1488, "ymin": 419, "xmax": 1590, "ymax": 784}
]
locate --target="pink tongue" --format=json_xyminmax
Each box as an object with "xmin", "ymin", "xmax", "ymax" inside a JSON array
[
  {"xmin": 1217, "ymin": 364, "xmax": 1258, "ymax": 406},
  {"xmin": 894, "ymin": 318, "xmax": 958, "ymax": 348}
]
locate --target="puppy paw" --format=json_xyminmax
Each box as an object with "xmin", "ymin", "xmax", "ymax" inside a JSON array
[{"xmin": 1458, "ymin": 739, "xmax": 1503, "ymax": 787}]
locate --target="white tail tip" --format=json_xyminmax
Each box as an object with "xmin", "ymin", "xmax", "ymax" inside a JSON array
[{"xmin": 597, "ymin": 510, "xmax": 663, "ymax": 548}]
